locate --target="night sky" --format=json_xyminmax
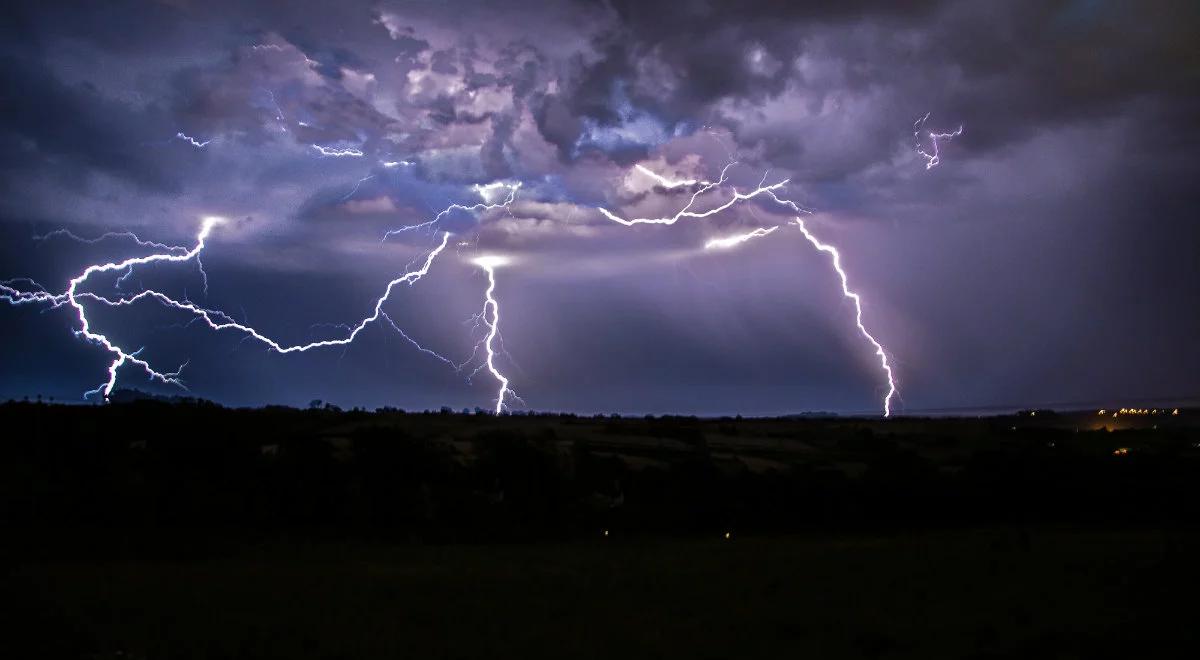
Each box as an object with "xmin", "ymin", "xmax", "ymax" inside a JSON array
[{"xmin": 1, "ymin": 0, "xmax": 1197, "ymax": 415}]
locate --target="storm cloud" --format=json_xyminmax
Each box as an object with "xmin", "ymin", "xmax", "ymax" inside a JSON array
[{"xmin": 1, "ymin": 0, "xmax": 1197, "ymax": 414}]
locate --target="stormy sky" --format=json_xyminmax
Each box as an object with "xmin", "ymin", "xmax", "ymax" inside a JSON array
[{"xmin": 1, "ymin": 0, "xmax": 1197, "ymax": 415}]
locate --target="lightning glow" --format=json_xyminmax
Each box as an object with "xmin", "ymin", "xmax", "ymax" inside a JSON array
[
  {"xmin": 704, "ymin": 226, "xmax": 779, "ymax": 250},
  {"xmin": 6, "ymin": 148, "xmax": 898, "ymax": 416},
  {"xmin": 914, "ymin": 112, "xmax": 963, "ymax": 170},
  {"xmin": 634, "ymin": 163, "xmax": 713, "ymax": 188},
  {"xmin": 339, "ymin": 174, "xmax": 375, "ymax": 202},
  {"xmin": 598, "ymin": 163, "xmax": 795, "ymax": 226}
]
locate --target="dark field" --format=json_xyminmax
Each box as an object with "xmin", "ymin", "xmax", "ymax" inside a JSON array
[
  {"xmin": 2, "ymin": 399, "xmax": 1198, "ymax": 658},
  {"xmin": 6, "ymin": 528, "xmax": 1199, "ymax": 659}
]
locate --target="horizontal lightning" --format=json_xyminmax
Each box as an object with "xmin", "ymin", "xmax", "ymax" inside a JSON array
[
  {"xmin": 3, "ymin": 220, "xmax": 456, "ymax": 400},
  {"xmin": 612, "ymin": 161, "xmax": 896, "ymax": 417},
  {"xmin": 176, "ymin": 132, "xmax": 213, "ymax": 148},
  {"xmin": 598, "ymin": 163, "xmax": 795, "ymax": 226},
  {"xmin": 704, "ymin": 226, "xmax": 779, "ymax": 250},
  {"xmin": 311, "ymin": 144, "xmax": 365, "ymax": 157},
  {"xmin": 914, "ymin": 112, "xmax": 963, "ymax": 170},
  {"xmin": 382, "ymin": 181, "xmax": 521, "ymax": 240}
]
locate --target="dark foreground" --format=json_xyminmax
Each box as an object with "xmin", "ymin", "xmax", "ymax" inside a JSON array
[
  {"xmin": 3, "ymin": 528, "xmax": 1198, "ymax": 659},
  {"xmin": 2, "ymin": 399, "xmax": 1198, "ymax": 657}
]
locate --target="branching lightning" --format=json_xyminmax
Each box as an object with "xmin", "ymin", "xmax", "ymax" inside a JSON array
[
  {"xmin": 606, "ymin": 161, "xmax": 898, "ymax": 416},
  {"xmin": 598, "ymin": 163, "xmax": 796, "ymax": 226},
  {"xmin": 311, "ymin": 144, "xmax": 365, "ymax": 157},
  {"xmin": 792, "ymin": 219, "xmax": 898, "ymax": 417},
  {"xmin": 381, "ymin": 181, "xmax": 521, "ymax": 241},
  {"xmin": 5, "ymin": 120, "xmax": 902, "ymax": 416},
  {"xmin": 914, "ymin": 112, "xmax": 962, "ymax": 170}
]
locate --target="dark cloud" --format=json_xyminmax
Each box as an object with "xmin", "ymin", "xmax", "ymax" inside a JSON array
[{"xmin": 0, "ymin": 55, "xmax": 181, "ymax": 193}]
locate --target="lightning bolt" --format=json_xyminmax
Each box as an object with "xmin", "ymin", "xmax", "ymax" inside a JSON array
[
  {"xmin": 703, "ymin": 226, "xmax": 779, "ymax": 250},
  {"xmin": 64, "ymin": 216, "xmax": 223, "ymax": 398},
  {"xmin": 598, "ymin": 163, "xmax": 796, "ymax": 226},
  {"xmin": 914, "ymin": 112, "xmax": 963, "ymax": 170},
  {"xmin": 175, "ymin": 132, "xmax": 213, "ymax": 148},
  {"xmin": 263, "ymin": 89, "xmax": 288, "ymax": 133},
  {"xmin": 381, "ymin": 181, "xmax": 521, "ymax": 241},
  {"xmin": 471, "ymin": 255, "xmax": 514, "ymax": 414},
  {"xmin": 792, "ymin": 219, "xmax": 898, "ymax": 417},
  {"xmin": 607, "ymin": 161, "xmax": 897, "ymax": 416},
  {"xmin": 311, "ymin": 145, "xmax": 365, "ymax": 157},
  {"xmin": 633, "ymin": 163, "xmax": 713, "ymax": 188},
  {"xmin": 339, "ymin": 174, "xmax": 375, "ymax": 202},
  {"xmin": 2, "ymin": 220, "xmax": 456, "ymax": 400},
  {"xmin": 5, "ymin": 129, "xmax": 898, "ymax": 417},
  {"xmin": 379, "ymin": 181, "xmax": 526, "ymax": 413},
  {"xmin": 34, "ymin": 228, "xmax": 190, "ymax": 253}
]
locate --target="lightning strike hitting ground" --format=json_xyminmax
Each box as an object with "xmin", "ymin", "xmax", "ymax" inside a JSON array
[
  {"xmin": 471, "ymin": 255, "xmax": 514, "ymax": 414},
  {"xmin": 793, "ymin": 219, "xmax": 898, "ymax": 417},
  {"xmin": 77, "ymin": 231, "xmax": 452, "ymax": 356},
  {"xmin": 65, "ymin": 216, "xmax": 223, "ymax": 398},
  {"xmin": 704, "ymin": 226, "xmax": 779, "ymax": 250},
  {"xmin": 5, "ymin": 146, "xmax": 897, "ymax": 415},
  {"xmin": 914, "ymin": 112, "xmax": 963, "ymax": 170}
]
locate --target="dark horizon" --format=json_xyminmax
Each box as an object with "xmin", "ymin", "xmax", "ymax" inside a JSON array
[{"xmin": 8, "ymin": 387, "xmax": 1198, "ymax": 421}]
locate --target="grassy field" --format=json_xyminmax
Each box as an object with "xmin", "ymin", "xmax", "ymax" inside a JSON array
[{"xmin": 5, "ymin": 526, "xmax": 1198, "ymax": 659}]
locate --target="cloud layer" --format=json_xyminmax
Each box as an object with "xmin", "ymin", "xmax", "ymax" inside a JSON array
[{"xmin": 1, "ymin": 0, "xmax": 1197, "ymax": 413}]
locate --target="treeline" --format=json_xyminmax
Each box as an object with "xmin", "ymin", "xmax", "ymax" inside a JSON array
[{"xmin": 2, "ymin": 398, "xmax": 1199, "ymax": 542}]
